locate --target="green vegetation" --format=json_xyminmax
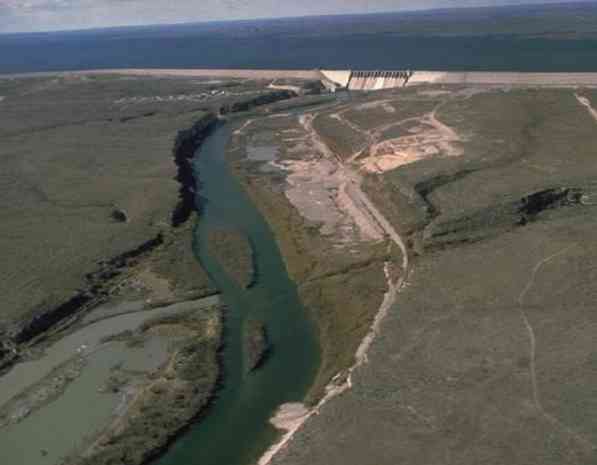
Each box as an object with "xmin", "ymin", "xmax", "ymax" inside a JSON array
[
  {"xmin": 312, "ymin": 114, "xmax": 368, "ymax": 160},
  {"xmin": 243, "ymin": 319, "xmax": 270, "ymax": 373},
  {"xmin": 229, "ymin": 128, "xmax": 393, "ymax": 403},
  {"xmin": 147, "ymin": 218, "xmax": 216, "ymax": 302},
  {"xmin": 0, "ymin": 75, "xmax": 216, "ymax": 328},
  {"xmin": 344, "ymin": 98, "xmax": 437, "ymax": 131},
  {"xmin": 374, "ymin": 88, "xmax": 597, "ymax": 248},
  {"xmin": 0, "ymin": 73, "xmax": 289, "ymax": 339},
  {"xmin": 206, "ymin": 229, "xmax": 254, "ymax": 289},
  {"xmin": 0, "ymin": 73, "xmax": 323, "ymax": 465},
  {"xmin": 8, "ymin": 70, "xmax": 597, "ymax": 465},
  {"xmin": 74, "ymin": 307, "xmax": 222, "ymax": 465},
  {"xmin": 260, "ymin": 94, "xmax": 336, "ymax": 114}
]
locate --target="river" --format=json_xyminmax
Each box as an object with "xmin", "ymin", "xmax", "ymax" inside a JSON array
[{"xmin": 155, "ymin": 121, "xmax": 320, "ymax": 465}]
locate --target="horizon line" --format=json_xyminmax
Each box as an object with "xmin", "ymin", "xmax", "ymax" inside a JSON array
[{"xmin": 1, "ymin": 0, "xmax": 595, "ymax": 36}]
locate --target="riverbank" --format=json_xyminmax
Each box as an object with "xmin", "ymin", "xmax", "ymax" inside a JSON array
[
  {"xmin": 225, "ymin": 96, "xmax": 405, "ymax": 409},
  {"xmin": 150, "ymin": 117, "xmax": 320, "ymax": 465},
  {"xmin": 71, "ymin": 303, "xmax": 223, "ymax": 465},
  {"xmin": 0, "ymin": 74, "xmax": 229, "ymax": 367},
  {"xmin": 1, "ymin": 106, "xmax": 220, "ymax": 368},
  {"xmin": 222, "ymin": 95, "xmax": 413, "ymax": 465},
  {"xmin": 0, "ymin": 72, "xmax": 306, "ymax": 364},
  {"xmin": 0, "ymin": 296, "xmax": 223, "ymax": 465},
  {"xmin": 0, "ymin": 74, "xmax": 306, "ymax": 465}
]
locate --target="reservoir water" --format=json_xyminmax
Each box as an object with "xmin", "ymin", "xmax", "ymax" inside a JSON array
[
  {"xmin": 156, "ymin": 122, "xmax": 320, "ymax": 465},
  {"xmin": 4, "ymin": 8, "xmax": 597, "ymax": 74},
  {"xmin": 3, "ymin": 33, "xmax": 597, "ymax": 74}
]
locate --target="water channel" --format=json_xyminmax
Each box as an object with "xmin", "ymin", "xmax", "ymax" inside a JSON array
[{"xmin": 156, "ymin": 120, "xmax": 320, "ymax": 465}]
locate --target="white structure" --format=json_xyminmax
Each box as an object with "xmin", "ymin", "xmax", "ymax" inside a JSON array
[{"xmin": 319, "ymin": 70, "xmax": 352, "ymax": 90}]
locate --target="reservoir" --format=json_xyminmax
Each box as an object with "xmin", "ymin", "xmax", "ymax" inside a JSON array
[
  {"xmin": 156, "ymin": 121, "xmax": 320, "ymax": 465},
  {"xmin": 4, "ymin": 33, "xmax": 597, "ymax": 74}
]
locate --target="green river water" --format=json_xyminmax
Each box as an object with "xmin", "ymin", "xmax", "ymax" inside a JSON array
[{"xmin": 156, "ymin": 121, "xmax": 320, "ymax": 465}]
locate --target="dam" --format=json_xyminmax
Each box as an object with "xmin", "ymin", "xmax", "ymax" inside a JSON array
[
  {"xmin": 320, "ymin": 69, "xmax": 412, "ymax": 91},
  {"xmin": 348, "ymin": 70, "xmax": 413, "ymax": 90},
  {"xmin": 319, "ymin": 69, "xmax": 597, "ymax": 91}
]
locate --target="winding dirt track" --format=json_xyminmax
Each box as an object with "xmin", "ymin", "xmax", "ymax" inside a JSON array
[
  {"xmin": 517, "ymin": 245, "xmax": 595, "ymax": 451},
  {"xmin": 259, "ymin": 111, "xmax": 410, "ymax": 465},
  {"xmin": 576, "ymin": 93, "xmax": 597, "ymax": 123},
  {"xmin": 334, "ymin": 98, "xmax": 462, "ymax": 173}
]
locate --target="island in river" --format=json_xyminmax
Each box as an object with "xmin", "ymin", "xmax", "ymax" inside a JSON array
[{"xmin": 1, "ymin": 68, "xmax": 597, "ymax": 465}]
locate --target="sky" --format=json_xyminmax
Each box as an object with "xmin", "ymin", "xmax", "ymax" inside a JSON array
[{"xmin": 0, "ymin": 0, "xmax": 586, "ymax": 33}]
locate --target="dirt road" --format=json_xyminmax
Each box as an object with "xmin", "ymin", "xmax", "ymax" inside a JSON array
[
  {"xmin": 260, "ymin": 110, "xmax": 410, "ymax": 465},
  {"xmin": 576, "ymin": 93, "xmax": 597, "ymax": 123}
]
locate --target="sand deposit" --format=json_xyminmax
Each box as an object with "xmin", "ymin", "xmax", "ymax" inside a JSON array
[
  {"xmin": 265, "ymin": 113, "xmax": 387, "ymax": 243},
  {"xmin": 360, "ymin": 105, "xmax": 463, "ymax": 173},
  {"xmin": 320, "ymin": 93, "xmax": 463, "ymax": 172}
]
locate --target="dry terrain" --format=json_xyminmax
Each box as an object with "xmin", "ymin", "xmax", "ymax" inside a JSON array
[
  {"xmin": 266, "ymin": 86, "xmax": 597, "ymax": 465},
  {"xmin": 4, "ymin": 71, "xmax": 597, "ymax": 465}
]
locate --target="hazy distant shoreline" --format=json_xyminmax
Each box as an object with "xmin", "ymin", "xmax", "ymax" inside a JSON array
[
  {"xmin": 0, "ymin": 69, "xmax": 322, "ymax": 80},
  {"xmin": 4, "ymin": 69, "xmax": 597, "ymax": 88}
]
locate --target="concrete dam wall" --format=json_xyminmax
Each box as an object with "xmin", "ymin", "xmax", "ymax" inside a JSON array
[
  {"xmin": 320, "ymin": 69, "xmax": 597, "ymax": 91},
  {"xmin": 319, "ymin": 70, "xmax": 352, "ymax": 89},
  {"xmin": 320, "ymin": 69, "xmax": 413, "ymax": 91},
  {"xmin": 347, "ymin": 70, "xmax": 413, "ymax": 90}
]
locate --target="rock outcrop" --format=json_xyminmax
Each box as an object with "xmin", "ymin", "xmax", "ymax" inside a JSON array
[{"xmin": 171, "ymin": 113, "xmax": 219, "ymax": 227}]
